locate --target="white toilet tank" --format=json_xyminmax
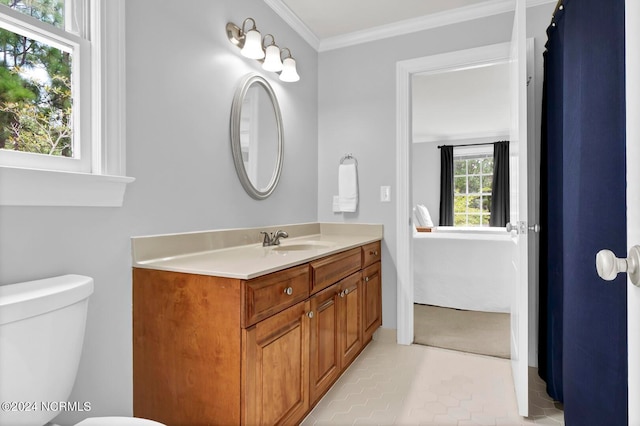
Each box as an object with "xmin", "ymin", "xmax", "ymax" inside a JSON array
[{"xmin": 0, "ymin": 275, "xmax": 94, "ymax": 426}]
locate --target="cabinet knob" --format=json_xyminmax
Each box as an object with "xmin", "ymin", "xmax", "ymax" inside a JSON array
[
  {"xmin": 307, "ymin": 311, "xmax": 314, "ymax": 319},
  {"xmin": 344, "ymin": 288, "xmax": 349, "ymax": 296},
  {"xmin": 364, "ymin": 276, "xmax": 369, "ymax": 282},
  {"xmin": 339, "ymin": 290, "xmax": 345, "ymax": 298},
  {"xmin": 370, "ymin": 250, "xmax": 379, "ymax": 256},
  {"xmin": 284, "ymin": 287, "xmax": 293, "ymax": 296}
]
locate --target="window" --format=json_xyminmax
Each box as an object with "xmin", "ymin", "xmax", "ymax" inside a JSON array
[
  {"xmin": 453, "ymin": 148, "xmax": 493, "ymax": 226},
  {"xmin": 0, "ymin": 0, "xmax": 90, "ymax": 172},
  {"xmin": 0, "ymin": 0, "xmax": 132, "ymax": 206}
]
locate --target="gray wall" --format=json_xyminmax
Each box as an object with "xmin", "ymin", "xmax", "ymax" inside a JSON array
[
  {"xmin": 0, "ymin": 0, "xmax": 317, "ymax": 423},
  {"xmin": 412, "ymin": 141, "xmax": 441, "ymax": 224},
  {"xmin": 317, "ymin": 4, "xmax": 555, "ymax": 329}
]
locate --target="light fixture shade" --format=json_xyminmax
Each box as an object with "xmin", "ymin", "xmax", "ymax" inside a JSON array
[
  {"xmin": 262, "ymin": 45, "xmax": 283, "ymax": 72},
  {"xmin": 279, "ymin": 57, "xmax": 300, "ymax": 82},
  {"xmin": 241, "ymin": 29, "xmax": 265, "ymax": 59}
]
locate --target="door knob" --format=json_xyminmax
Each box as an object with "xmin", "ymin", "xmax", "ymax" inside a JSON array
[
  {"xmin": 506, "ymin": 222, "xmax": 515, "ymax": 232},
  {"xmin": 528, "ymin": 224, "xmax": 541, "ymax": 232},
  {"xmin": 596, "ymin": 245, "xmax": 640, "ymax": 286}
]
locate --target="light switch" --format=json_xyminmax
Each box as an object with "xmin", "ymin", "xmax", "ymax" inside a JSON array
[{"xmin": 380, "ymin": 186, "xmax": 391, "ymax": 202}]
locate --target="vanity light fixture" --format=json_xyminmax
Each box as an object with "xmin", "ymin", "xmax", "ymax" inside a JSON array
[
  {"xmin": 226, "ymin": 17, "xmax": 300, "ymax": 82},
  {"xmin": 279, "ymin": 48, "xmax": 300, "ymax": 82}
]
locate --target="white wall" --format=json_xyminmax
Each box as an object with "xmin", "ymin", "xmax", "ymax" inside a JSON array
[
  {"xmin": 0, "ymin": 0, "xmax": 318, "ymax": 423},
  {"xmin": 317, "ymin": 4, "xmax": 554, "ymax": 329},
  {"xmin": 412, "ymin": 63, "xmax": 510, "ymax": 143}
]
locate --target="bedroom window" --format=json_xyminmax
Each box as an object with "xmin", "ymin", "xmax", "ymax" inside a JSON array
[{"xmin": 453, "ymin": 152, "xmax": 493, "ymax": 226}]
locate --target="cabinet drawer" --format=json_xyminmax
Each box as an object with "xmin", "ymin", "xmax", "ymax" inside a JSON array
[
  {"xmin": 362, "ymin": 241, "xmax": 381, "ymax": 268},
  {"xmin": 310, "ymin": 248, "xmax": 361, "ymax": 295},
  {"xmin": 242, "ymin": 265, "xmax": 310, "ymax": 327}
]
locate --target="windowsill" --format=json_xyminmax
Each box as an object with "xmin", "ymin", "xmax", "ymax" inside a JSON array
[
  {"xmin": 431, "ymin": 226, "xmax": 508, "ymax": 234},
  {"xmin": 413, "ymin": 226, "xmax": 511, "ymax": 241},
  {"xmin": 0, "ymin": 166, "xmax": 135, "ymax": 207}
]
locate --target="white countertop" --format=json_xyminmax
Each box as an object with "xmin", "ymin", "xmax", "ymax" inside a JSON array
[{"xmin": 132, "ymin": 223, "xmax": 383, "ymax": 279}]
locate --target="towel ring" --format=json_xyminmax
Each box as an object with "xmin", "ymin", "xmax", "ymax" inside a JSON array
[{"xmin": 340, "ymin": 153, "xmax": 358, "ymax": 166}]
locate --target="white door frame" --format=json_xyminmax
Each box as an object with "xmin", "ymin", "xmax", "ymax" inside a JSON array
[
  {"xmin": 396, "ymin": 42, "xmax": 514, "ymax": 345},
  {"xmin": 626, "ymin": 0, "xmax": 640, "ymax": 423}
]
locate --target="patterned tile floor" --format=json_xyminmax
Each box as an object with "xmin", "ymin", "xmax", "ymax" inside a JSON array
[{"xmin": 302, "ymin": 334, "xmax": 564, "ymax": 426}]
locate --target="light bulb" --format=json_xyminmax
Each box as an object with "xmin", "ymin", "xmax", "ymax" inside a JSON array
[
  {"xmin": 241, "ymin": 29, "xmax": 265, "ymax": 59},
  {"xmin": 279, "ymin": 57, "xmax": 300, "ymax": 82},
  {"xmin": 262, "ymin": 45, "xmax": 283, "ymax": 72}
]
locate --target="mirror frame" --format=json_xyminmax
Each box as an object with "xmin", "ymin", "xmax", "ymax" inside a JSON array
[{"xmin": 230, "ymin": 73, "xmax": 284, "ymax": 200}]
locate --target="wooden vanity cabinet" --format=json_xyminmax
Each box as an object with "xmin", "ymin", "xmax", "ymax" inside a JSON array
[{"xmin": 133, "ymin": 240, "xmax": 381, "ymax": 426}]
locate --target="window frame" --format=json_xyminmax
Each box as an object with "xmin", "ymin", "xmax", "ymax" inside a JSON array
[
  {"xmin": 453, "ymin": 145, "xmax": 493, "ymax": 227},
  {"xmin": 0, "ymin": 0, "xmax": 133, "ymax": 207},
  {"xmin": 0, "ymin": 3, "xmax": 90, "ymax": 172}
]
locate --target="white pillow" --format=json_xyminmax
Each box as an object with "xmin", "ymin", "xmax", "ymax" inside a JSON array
[
  {"xmin": 413, "ymin": 207, "xmax": 425, "ymax": 227},
  {"xmin": 417, "ymin": 204, "xmax": 434, "ymax": 227}
]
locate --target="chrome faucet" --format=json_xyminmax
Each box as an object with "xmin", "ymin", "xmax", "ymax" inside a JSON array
[
  {"xmin": 272, "ymin": 230, "xmax": 288, "ymax": 245},
  {"xmin": 260, "ymin": 230, "xmax": 289, "ymax": 246}
]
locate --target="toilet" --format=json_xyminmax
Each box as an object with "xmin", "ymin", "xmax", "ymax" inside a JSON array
[{"xmin": 0, "ymin": 275, "xmax": 165, "ymax": 426}]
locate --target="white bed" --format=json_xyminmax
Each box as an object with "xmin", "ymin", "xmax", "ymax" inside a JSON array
[{"xmin": 413, "ymin": 227, "xmax": 512, "ymax": 313}]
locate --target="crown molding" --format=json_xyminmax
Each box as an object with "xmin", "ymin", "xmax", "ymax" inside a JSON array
[
  {"xmin": 263, "ymin": 0, "xmax": 320, "ymax": 50},
  {"xmin": 265, "ymin": 0, "xmax": 555, "ymax": 53}
]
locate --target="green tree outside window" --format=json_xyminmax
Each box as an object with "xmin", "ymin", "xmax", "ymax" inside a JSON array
[{"xmin": 0, "ymin": 0, "xmax": 73, "ymax": 157}]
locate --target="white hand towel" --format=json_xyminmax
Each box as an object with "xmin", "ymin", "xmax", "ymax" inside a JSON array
[{"xmin": 338, "ymin": 163, "xmax": 358, "ymax": 212}]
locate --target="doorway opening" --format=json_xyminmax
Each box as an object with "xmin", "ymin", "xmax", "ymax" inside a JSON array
[
  {"xmin": 410, "ymin": 60, "xmax": 512, "ymax": 358},
  {"xmin": 397, "ymin": 41, "xmax": 511, "ymax": 342}
]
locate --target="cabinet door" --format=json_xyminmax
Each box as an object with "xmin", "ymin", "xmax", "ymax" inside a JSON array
[
  {"xmin": 309, "ymin": 284, "xmax": 341, "ymax": 404},
  {"xmin": 362, "ymin": 262, "xmax": 382, "ymax": 343},
  {"xmin": 243, "ymin": 300, "xmax": 310, "ymax": 426},
  {"xmin": 339, "ymin": 272, "xmax": 363, "ymax": 369}
]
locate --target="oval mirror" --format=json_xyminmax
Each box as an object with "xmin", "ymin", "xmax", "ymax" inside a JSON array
[{"xmin": 230, "ymin": 73, "xmax": 284, "ymax": 199}]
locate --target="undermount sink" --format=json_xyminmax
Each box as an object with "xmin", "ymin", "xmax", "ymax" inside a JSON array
[{"xmin": 271, "ymin": 241, "xmax": 335, "ymax": 252}]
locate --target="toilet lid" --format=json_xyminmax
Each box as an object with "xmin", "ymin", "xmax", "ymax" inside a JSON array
[{"xmin": 75, "ymin": 417, "xmax": 166, "ymax": 426}]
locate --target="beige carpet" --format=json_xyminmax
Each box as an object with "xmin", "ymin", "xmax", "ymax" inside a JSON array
[{"xmin": 414, "ymin": 304, "xmax": 510, "ymax": 359}]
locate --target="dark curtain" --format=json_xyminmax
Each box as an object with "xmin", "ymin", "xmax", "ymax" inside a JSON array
[
  {"xmin": 540, "ymin": 0, "xmax": 627, "ymax": 424},
  {"xmin": 489, "ymin": 141, "xmax": 509, "ymax": 227},
  {"xmin": 539, "ymin": 4, "xmax": 565, "ymax": 403},
  {"xmin": 438, "ymin": 145, "xmax": 453, "ymax": 226}
]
